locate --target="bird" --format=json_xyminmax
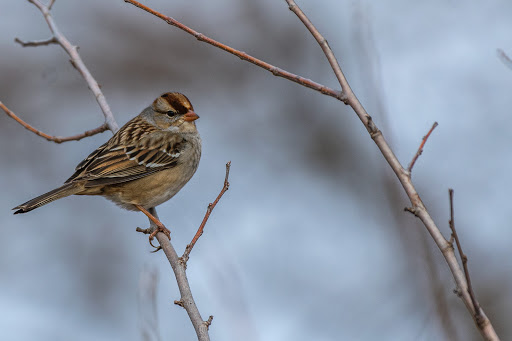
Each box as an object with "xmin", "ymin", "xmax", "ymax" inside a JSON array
[{"xmin": 13, "ymin": 92, "xmax": 201, "ymax": 247}]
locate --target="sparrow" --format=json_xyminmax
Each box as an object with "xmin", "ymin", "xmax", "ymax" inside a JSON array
[{"xmin": 13, "ymin": 92, "xmax": 201, "ymax": 247}]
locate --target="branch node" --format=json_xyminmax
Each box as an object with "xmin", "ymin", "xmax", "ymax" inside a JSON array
[
  {"xmin": 453, "ymin": 288, "xmax": 463, "ymax": 297},
  {"xmin": 366, "ymin": 115, "xmax": 379, "ymax": 136},
  {"xmin": 339, "ymin": 91, "xmax": 348, "ymax": 104},
  {"xmin": 270, "ymin": 66, "xmax": 280, "ymax": 76},
  {"xmin": 178, "ymin": 256, "xmax": 188, "ymax": 269},
  {"xmin": 136, "ymin": 227, "xmax": 152, "ymax": 234},
  {"xmin": 204, "ymin": 315, "xmax": 214, "ymax": 329},
  {"xmin": 404, "ymin": 206, "xmax": 419, "ymax": 217},
  {"xmin": 174, "ymin": 300, "xmax": 185, "ymax": 308}
]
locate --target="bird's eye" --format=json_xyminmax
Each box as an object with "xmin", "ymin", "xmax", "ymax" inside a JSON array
[{"xmin": 166, "ymin": 110, "xmax": 178, "ymax": 117}]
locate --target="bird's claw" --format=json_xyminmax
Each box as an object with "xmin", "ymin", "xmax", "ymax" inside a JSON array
[{"xmin": 148, "ymin": 225, "xmax": 171, "ymax": 250}]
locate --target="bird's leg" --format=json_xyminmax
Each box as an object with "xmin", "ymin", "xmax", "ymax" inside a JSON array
[{"xmin": 135, "ymin": 204, "xmax": 171, "ymax": 248}]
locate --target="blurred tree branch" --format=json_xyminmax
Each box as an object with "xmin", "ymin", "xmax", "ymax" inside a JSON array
[
  {"xmin": 124, "ymin": 0, "xmax": 500, "ymax": 339},
  {"xmin": 20, "ymin": 0, "xmax": 119, "ymax": 132},
  {"xmin": 0, "ymin": 102, "xmax": 108, "ymax": 143},
  {"xmin": 497, "ymin": 48, "xmax": 512, "ymax": 69}
]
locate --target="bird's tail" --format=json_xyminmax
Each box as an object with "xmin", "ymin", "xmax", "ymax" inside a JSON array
[{"xmin": 13, "ymin": 183, "xmax": 82, "ymax": 214}]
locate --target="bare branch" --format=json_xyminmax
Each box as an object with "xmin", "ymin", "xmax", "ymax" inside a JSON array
[
  {"xmin": 148, "ymin": 208, "xmax": 212, "ymax": 341},
  {"xmin": 14, "ymin": 37, "xmax": 57, "ymax": 47},
  {"xmin": 138, "ymin": 267, "xmax": 162, "ymax": 341},
  {"xmin": 407, "ymin": 122, "xmax": 438, "ymax": 173},
  {"xmin": 123, "ymin": 0, "xmax": 344, "ymax": 102},
  {"xmin": 284, "ymin": 1, "xmax": 499, "ymax": 339},
  {"xmin": 0, "ymin": 101, "xmax": 108, "ymax": 143},
  {"xmin": 182, "ymin": 162, "xmax": 231, "ymax": 263},
  {"xmin": 24, "ymin": 0, "xmax": 119, "ymax": 132},
  {"xmin": 497, "ymin": 48, "xmax": 512, "ymax": 70},
  {"xmin": 448, "ymin": 189, "xmax": 483, "ymax": 326}
]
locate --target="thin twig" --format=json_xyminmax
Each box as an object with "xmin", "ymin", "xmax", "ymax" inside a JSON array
[
  {"xmin": 123, "ymin": 0, "xmax": 344, "ymax": 102},
  {"xmin": 14, "ymin": 37, "xmax": 57, "ymax": 47},
  {"xmin": 448, "ymin": 189, "xmax": 483, "ymax": 325},
  {"xmin": 182, "ymin": 161, "xmax": 231, "ymax": 263},
  {"xmin": 497, "ymin": 48, "xmax": 512, "ymax": 70},
  {"xmin": 0, "ymin": 101, "xmax": 108, "ymax": 143},
  {"xmin": 204, "ymin": 316, "xmax": 214, "ymax": 329},
  {"xmin": 407, "ymin": 122, "xmax": 438, "ymax": 173},
  {"xmin": 24, "ymin": 0, "xmax": 119, "ymax": 132},
  {"xmin": 149, "ymin": 208, "xmax": 211, "ymax": 341}
]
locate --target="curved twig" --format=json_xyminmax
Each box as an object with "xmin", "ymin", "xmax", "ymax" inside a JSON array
[
  {"xmin": 0, "ymin": 101, "xmax": 108, "ymax": 143},
  {"xmin": 182, "ymin": 161, "xmax": 231, "ymax": 263},
  {"xmin": 22, "ymin": 0, "xmax": 119, "ymax": 132},
  {"xmin": 14, "ymin": 37, "xmax": 57, "ymax": 47},
  {"xmin": 407, "ymin": 122, "xmax": 438, "ymax": 173},
  {"xmin": 123, "ymin": 0, "xmax": 344, "ymax": 102}
]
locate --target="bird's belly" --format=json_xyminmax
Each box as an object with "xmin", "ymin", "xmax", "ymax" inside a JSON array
[{"xmin": 102, "ymin": 164, "xmax": 196, "ymax": 210}]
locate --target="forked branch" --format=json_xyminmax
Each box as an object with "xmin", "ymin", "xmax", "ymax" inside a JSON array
[
  {"xmin": 149, "ymin": 208, "xmax": 212, "ymax": 341},
  {"xmin": 20, "ymin": 0, "xmax": 119, "ymax": 132}
]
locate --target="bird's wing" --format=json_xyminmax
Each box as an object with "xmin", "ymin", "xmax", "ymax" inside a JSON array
[{"xmin": 65, "ymin": 132, "xmax": 186, "ymax": 187}]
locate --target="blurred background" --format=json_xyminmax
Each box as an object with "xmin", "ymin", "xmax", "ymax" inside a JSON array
[{"xmin": 1, "ymin": 0, "xmax": 512, "ymax": 340}]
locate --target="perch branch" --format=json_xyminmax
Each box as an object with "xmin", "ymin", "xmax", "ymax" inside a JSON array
[
  {"xmin": 182, "ymin": 161, "xmax": 231, "ymax": 263},
  {"xmin": 0, "ymin": 101, "xmax": 108, "ymax": 143},
  {"xmin": 407, "ymin": 122, "xmax": 438, "ymax": 173},
  {"xmin": 448, "ymin": 189, "xmax": 483, "ymax": 325},
  {"xmin": 123, "ymin": 0, "xmax": 344, "ymax": 102},
  {"xmin": 148, "ymin": 208, "xmax": 212, "ymax": 341},
  {"xmin": 22, "ymin": 0, "xmax": 119, "ymax": 132}
]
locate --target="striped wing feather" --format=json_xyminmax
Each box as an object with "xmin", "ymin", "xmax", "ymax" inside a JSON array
[{"xmin": 65, "ymin": 130, "xmax": 184, "ymax": 187}]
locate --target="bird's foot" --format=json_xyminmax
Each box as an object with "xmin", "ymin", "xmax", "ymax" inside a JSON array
[{"xmin": 148, "ymin": 222, "xmax": 171, "ymax": 249}]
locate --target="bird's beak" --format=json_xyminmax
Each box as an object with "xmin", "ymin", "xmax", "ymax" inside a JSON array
[{"xmin": 184, "ymin": 111, "xmax": 200, "ymax": 122}]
